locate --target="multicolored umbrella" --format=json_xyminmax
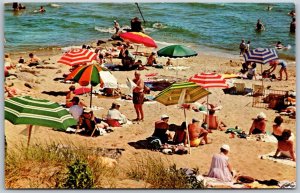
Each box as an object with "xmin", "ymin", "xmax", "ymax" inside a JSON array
[
  {"xmin": 154, "ymin": 82, "xmax": 210, "ymax": 106},
  {"xmin": 157, "ymin": 45, "xmax": 198, "ymax": 58},
  {"xmin": 243, "ymin": 48, "xmax": 278, "ymax": 64},
  {"xmin": 154, "ymin": 82, "xmax": 210, "ymax": 153},
  {"xmin": 119, "ymin": 32, "xmax": 157, "ymax": 48},
  {"xmin": 58, "ymin": 48, "xmax": 97, "ymax": 66},
  {"xmin": 65, "ymin": 64, "xmax": 106, "ymax": 107},
  {"xmin": 5, "ymin": 96, "xmax": 77, "ymax": 146}
]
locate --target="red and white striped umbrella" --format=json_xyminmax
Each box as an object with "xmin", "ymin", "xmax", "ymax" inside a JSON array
[
  {"xmin": 58, "ymin": 49, "xmax": 97, "ymax": 66},
  {"xmin": 188, "ymin": 72, "xmax": 228, "ymax": 89}
]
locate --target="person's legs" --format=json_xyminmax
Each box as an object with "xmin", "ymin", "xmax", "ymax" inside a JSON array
[
  {"xmin": 283, "ymin": 68, "xmax": 288, "ymax": 80},
  {"xmin": 279, "ymin": 68, "xmax": 283, "ymax": 80},
  {"xmin": 138, "ymin": 104, "xmax": 144, "ymax": 120},
  {"xmin": 134, "ymin": 104, "xmax": 140, "ymax": 120},
  {"xmin": 199, "ymin": 131, "xmax": 210, "ymax": 144}
]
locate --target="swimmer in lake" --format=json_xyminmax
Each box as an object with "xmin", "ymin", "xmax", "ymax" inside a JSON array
[
  {"xmin": 256, "ymin": 19, "xmax": 265, "ymax": 31},
  {"xmin": 39, "ymin": 6, "xmax": 46, "ymax": 13}
]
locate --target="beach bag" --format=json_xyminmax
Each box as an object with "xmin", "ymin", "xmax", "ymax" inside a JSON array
[{"xmin": 143, "ymin": 85, "xmax": 150, "ymax": 94}]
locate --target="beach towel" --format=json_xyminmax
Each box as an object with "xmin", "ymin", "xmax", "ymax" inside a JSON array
[
  {"xmin": 246, "ymin": 134, "xmax": 277, "ymax": 143},
  {"xmin": 166, "ymin": 66, "xmax": 190, "ymax": 71},
  {"xmin": 259, "ymin": 152, "xmax": 296, "ymax": 167}
]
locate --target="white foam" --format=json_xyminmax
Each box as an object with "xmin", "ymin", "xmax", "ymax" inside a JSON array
[{"xmin": 50, "ymin": 4, "xmax": 62, "ymax": 8}]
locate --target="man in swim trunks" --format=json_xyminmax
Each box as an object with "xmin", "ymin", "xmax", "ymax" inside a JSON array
[{"xmin": 132, "ymin": 71, "xmax": 145, "ymax": 121}]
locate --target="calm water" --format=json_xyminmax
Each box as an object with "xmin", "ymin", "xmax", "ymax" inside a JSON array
[{"xmin": 4, "ymin": 2, "xmax": 296, "ymax": 59}]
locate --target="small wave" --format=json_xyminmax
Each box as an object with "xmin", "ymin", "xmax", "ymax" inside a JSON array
[
  {"xmin": 152, "ymin": 22, "xmax": 167, "ymax": 29},
  {"xmin": 94, "ymin": 26, "xmax": 115, "ymax": 34},
  {"xmin": 50, "ymin": 3, "xmax": 62, "ymax": 8}
]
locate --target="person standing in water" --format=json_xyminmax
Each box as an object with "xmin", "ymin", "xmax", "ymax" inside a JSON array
[
  {"xmin": 114, "ymin": 20, "xmax": 120, "ymax": 34},
  {"xmin": 256, "ymin": 19, "xmax": 265, "ymax": 31}
]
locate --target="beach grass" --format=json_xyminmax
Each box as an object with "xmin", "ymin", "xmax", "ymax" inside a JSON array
[
  {"xmin": 126, "ymin": 153, "xmax": 204, "ymax": 189},
  {"xmin": 5, "ymin": 141, "xmax": 118, "ymax": 189}
]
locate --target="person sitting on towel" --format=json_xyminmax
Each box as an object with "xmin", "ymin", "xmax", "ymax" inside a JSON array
[
  {"xmin": 274, "ymin": 129, "xmax": 296, "ymax": 161},
  {"xmin": 107, "ymin": 102, "xmax": 128, "ymax": 125},
  {"xmin": 208, "ymin": 144, "xmax": 234, "ymax": 182},
  {"xmin": 79, "ymin": 108, "xmax": 108, "ymax": 135},
  {"xmin": 146, "ymin": 52, "xmax": 157, "ymax": 66},
  {"xmin": 188, "ymin": 118, "xmax": 211, "ymax": 147},
  {"xmin": 248, "ymin": 112, "xmax": 266, "ymax": 135},
  {"xmin": 69, "ymin": 97, "xmax": 83, "ymax": 123},
  {"xmin": 272, "ymin": 116, "xmax": 285, "ymax": 141},
  {"xmin": 152, "ymin": 114, "xmax": 171, "ymax": 144}
]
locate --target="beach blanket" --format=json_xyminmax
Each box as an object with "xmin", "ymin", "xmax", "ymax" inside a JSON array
[
  {"xmin": 246, "ymin": 134, "xmax": 277, "ymax": 143},
  {"xmin": 259, "ymin": 152, "xmax": 296, "ymax": 167},
  {"xmin": 199, "ymin": 176, "xmax": 245, "ymax": 188},
  {"xmin": 166, "ymin": 66, "xmax": 190, "ymax": 71}
]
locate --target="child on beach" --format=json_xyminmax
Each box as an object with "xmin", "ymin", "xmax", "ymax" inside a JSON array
[
  {"xmin": 247, "ymin": 62, "xmax": 257, "ymax": 80},
  {"xmin": 268, "ymin": 59, "xmax": 288, "ymax": 81},
  {"xmin": 27, "ymin": 53, "xmax": 41, "ymax": 67},
  {"xmin": 166, "ymin": 58, "xmax": 173, "ymax": 66}
]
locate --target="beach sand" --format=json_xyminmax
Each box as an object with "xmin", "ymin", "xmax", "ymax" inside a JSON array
[{"xmin": 4, "ymin": 41, "xmax": 296, "ymax": 188}]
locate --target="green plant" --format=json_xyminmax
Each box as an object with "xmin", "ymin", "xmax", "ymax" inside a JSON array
[
  {"xmin": 61, "ymin": 159, "xmax": 94, "ymax": 189},
  {"xmin": 126, "ymin": 154, "xmax": 205, "ymax": 189}
]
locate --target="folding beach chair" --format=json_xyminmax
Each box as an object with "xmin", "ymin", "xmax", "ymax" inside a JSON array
[
  {"xmin": 252, "ymin": 84, "xmax": 264, "ymax": 97},
  {"xmin": 234, "ymin": 82, "xmax": 246, "ymax": 95}
]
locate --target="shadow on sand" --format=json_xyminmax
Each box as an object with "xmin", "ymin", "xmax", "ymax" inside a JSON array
[{"xmin": 42, "ymin": 91, "xmax": 67, "ymax": 96}]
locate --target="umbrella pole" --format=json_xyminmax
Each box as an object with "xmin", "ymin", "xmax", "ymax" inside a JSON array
[
  {"xmin": 90, "ymin": 85, "xmax": 93, "ymax": 108},
  {"xmin": 134, "ymin": 45, "xmax": 139, "ymax": 60},
  {"xmin": 27, "ymin": 125, "xmax": 33, "ymax": 147},
  {"xmin": 206, "ymin": 93, "xmax": 209, "ymax": 131},
  {"xmin": 261, "ymin": 64, "xmax": 264, "ymax": 87},
  {"xmin": 184, "ymin": 108, "xmax": 191, "ymax": 154}
]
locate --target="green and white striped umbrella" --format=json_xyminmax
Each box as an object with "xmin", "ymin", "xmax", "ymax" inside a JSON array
[
  {"xmin": 154, "ymin": 82, "xmax": 211, "ymax": 106},
  {"xmin": 5, "ymin": 96, "xmax": 77, "ymax": 130}
]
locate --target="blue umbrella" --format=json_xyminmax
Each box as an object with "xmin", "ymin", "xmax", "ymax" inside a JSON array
[
  {"xmin": 244, "ymin": 48, "xmax": 278, "ymax": 87},
  {"xmin": 243, "ymin": 48, "xmax": 278, "ymax": 64}
]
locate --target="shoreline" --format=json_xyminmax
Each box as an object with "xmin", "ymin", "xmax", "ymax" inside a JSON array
[{"xmin": 5, "ymin": 36, "xmax": 295, "ymax": 63}]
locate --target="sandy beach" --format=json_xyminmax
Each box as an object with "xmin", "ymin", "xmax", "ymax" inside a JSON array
[{"xmin": 4, "ymin": 37, "xmax": 296, "ymax": 188}]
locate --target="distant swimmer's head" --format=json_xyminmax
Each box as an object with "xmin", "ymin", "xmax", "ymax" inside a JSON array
[{"xmin": 29, "ymin": 53, "xmax": 34, "ymax": 58}]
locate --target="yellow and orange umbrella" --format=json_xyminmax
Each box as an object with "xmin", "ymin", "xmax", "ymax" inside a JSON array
[{"xmin": 119, "ymin": 32, "xmax": 157, "ymax": 48}]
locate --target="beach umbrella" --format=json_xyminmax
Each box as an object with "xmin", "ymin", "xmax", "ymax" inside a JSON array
[
  {"xmin": 119, "ymin": 32, "xmax": 157, "ymax": 48},
  {"xmin": 244, "ymin": 48, "xmax": 278, "ymax": 86},
  {"xmin": 154, "ymin": 82, "xmax": 211, "ymax": 153},
  {"xmin": 157, "ymin": 45, "xmax": 198, "ymax": 77},
  {"xmin": 244, "ymin": 48, "xmax": 278, "ymax": 64},
  {"xmin": 65, "ymin": 64, "xmax": 106, "ymax": 107},
  {"xmin": 5, "ymin": 96, "xmax": 77, "ymax": 146},
  {"xmin": 188, "ymin": 72, "xmax": 228, "ymax": 130},
  {"xmin": 58, "ymin": 48, "xmax": 97, "ymax": 66},
  {"xmin": 157, "ymin": 45, "xmax": 198, "ymax": 58},
  {"xmin": 119, "ymin": 32, "xmax": 157, "ymax": 59},
  {"xmin": 99, "ymin": 71, "xmax": 118, "ymax": 89}
]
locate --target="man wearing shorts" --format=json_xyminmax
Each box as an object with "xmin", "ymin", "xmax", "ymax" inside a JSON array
[{"xmin": 132, "ymin": 71, "xmax": 145, "ymax": 121}]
